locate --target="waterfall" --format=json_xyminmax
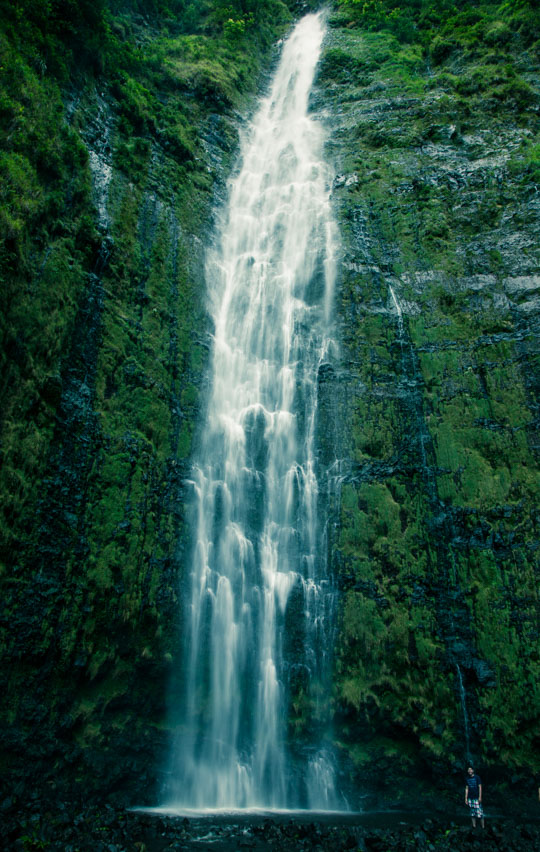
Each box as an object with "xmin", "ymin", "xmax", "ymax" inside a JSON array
[
  {"xmin": 388, "ymin": 284, "xmax": 404, "ymax": 337},
  {"xmin": 456, "ymin": 664, "xmax": 472, "ymax": 762},
  {"xmin": 165, "ymin": 12, "xmax": 340, "ymax": 811}
]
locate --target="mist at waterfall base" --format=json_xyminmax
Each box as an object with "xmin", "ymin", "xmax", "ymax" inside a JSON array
[{"xmin": 162, "ymin": 13, "xmax": 344, "ymax": 813}]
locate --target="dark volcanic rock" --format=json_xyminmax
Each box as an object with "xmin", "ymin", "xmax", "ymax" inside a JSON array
[{"xmin": 1, "ymin": 806, "xmax": 533, "ymax": 852}]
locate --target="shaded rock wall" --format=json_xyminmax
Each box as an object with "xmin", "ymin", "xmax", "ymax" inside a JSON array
[
  {"xmin": 0, "ymin": 0, "xmax": 538, "ymax": 814},
  {"xmin": 315, "ymin": 6, "xmax": 539, "ymax": 804},
  {"xmin": 0, "ymin": 4, "xmax": 295, "ymax": 806}
]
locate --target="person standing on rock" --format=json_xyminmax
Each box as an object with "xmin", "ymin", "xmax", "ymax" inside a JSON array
[{"xmin": 465, "ymin": 766, "xmax": 485, "ymax": 828}]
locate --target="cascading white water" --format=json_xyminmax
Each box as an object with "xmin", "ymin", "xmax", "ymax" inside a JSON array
[{"xmin": 167, "ymin": 12, "xmax": 339, "ymax": 810}]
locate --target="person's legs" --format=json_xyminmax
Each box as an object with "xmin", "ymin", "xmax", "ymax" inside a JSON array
[
  {"xmin": 474, "ymin": 799, "xmax": 485, "ymax": 828},
  {"xmin": 470, "ymin": 800, "xmax": 483, "ymax": 828}
]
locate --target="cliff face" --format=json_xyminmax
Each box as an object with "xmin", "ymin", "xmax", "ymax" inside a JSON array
[
  {"xmin": 0, "ymin": 0, "xmax": 295, "ymax": 805},
  {"xmin": 316, "ymin": 1, "xmax": 539, "ymax": 803},
  {"xmin": 0, "ymin": 0, "xmax": 538, "ymax": 811}
]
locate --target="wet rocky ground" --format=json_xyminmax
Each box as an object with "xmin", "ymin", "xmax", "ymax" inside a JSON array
[{"xmin": 2, "ymin": 802, "xmax": 540, "ymax": 851}]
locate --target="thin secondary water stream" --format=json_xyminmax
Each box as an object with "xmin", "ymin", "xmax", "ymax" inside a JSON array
[{"xmin": 165, "ymin": 12, "xmax": 340, "ymax": 810}]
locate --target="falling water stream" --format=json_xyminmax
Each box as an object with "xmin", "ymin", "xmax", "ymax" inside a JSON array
[{"xmin": 165, "ymin": 13, "xmax": 340, "ymax": 811}]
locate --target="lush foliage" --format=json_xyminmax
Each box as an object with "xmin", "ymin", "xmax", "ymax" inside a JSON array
[
  {"xmin": 0, "ymin": 0, "xmax": 538, "ymax": 809},
  {"xmin": 319, "ymin": 0, "xmax": 539, "ymax": 797},
  {"xmin": 335, "ymin": 0, "xmax": 540, "ymax": 47},
  {"xmin": 0, "ymin": 0, "xmax": 296, "ymax": 802}
]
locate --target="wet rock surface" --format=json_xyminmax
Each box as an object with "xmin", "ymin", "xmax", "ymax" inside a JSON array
[
  {"xmin": 0, "ymin": 7, "xmax": 285, "ymax": 811},
  {"xmin": 314, "ymin": 4, "xmax": 540, "ymax": 799},
  {"xmin": 2, "ymin": 802, "xmax": 540, "ymax": 852}
]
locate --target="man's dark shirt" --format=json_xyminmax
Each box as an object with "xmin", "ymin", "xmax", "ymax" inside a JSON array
[{"xmin": 466, "ymin": 774, "xmax": 482, "ymax": 799}]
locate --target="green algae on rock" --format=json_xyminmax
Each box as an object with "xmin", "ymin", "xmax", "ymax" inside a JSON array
[
  {"xmin": 0, "ymin": 0, "xmax": 297, "ymax": 804},
  {"xmin": 0, "ymin": 0, "xmax": 538, "ymax": 812},
  {"xmin": 321, "ymin": 0, "xmax": 539, "ymax": 802}
]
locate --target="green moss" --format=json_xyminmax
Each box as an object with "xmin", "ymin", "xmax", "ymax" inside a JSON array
[
  {"xmin": 325, "ymin": 0, "xmax": 539, "ymax": 786},
  {"xmin": 1, "ymin": 0, "xmax": 538, "ymax": 800},
  {"xmin": 508, "ymin": 139, "xmax": 540, "ymax": 183},
  {"xmin": 461, "ymin": 548, "xmax": 540, "ymax": 771},
  {"xmin": 346, "ymin": 736, "xmax": 417, "ymax": 769},
  {"xmin": 0, "ymin": 1, "xmax": 300, "ymax": 793}
]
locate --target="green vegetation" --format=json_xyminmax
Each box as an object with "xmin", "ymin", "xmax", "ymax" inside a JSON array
[
  {"xmin": 0, "ymin": 0, "xmax": 538, "ymax": 807},
  {"xmin": 0, "ymin": 0, "xmax": 298, "ymax": 798},
  {"xmin": 336, "ymin": 0, "xmax": 540, "ymax": 50},
  {"xmin": 321, "ymin": 0, "xmax": 540, "ymax": 797}
]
